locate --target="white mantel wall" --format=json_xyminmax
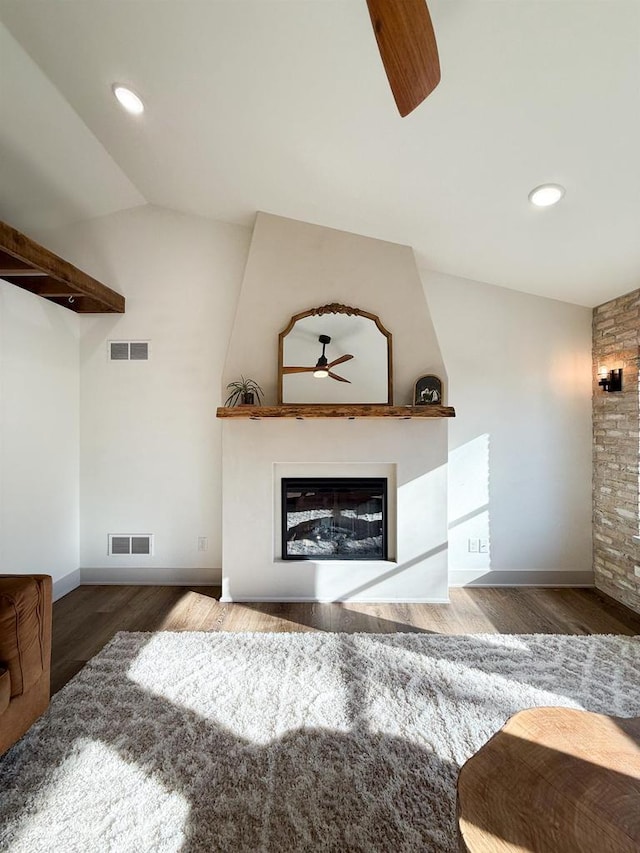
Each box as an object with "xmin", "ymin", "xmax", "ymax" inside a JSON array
[
  {"xmin": 224, "ymin": 212, "xmax": 447, "ymax": 403},
  {"xmin": 222, "ymin": 213, "xmax": 449, "ymax": 601}
]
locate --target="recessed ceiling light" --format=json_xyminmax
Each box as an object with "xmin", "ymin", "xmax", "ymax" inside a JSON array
[
  {"xmin": 528, "ymin": 184, "xmax": 565, "ymax": 207},
  {"xmin": 112, "ymin": 84, "xmax": 144, "ymax": 115}
]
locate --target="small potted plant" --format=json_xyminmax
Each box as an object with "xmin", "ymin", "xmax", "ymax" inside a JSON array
[{"xmin": 224, "ymin": 376, "xmax": 264, "ymax": 406}]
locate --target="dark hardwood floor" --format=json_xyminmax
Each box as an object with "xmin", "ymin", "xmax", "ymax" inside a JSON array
[{"xmin": 51, "ymin": 585, "xmax": 640, "ymax": 695}]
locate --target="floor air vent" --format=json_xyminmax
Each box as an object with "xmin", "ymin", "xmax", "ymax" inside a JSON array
[
  {"xmin": 109, "ymin": 341, "xmax": 149, "ymax": 361},
  {"xmin": 108, "ymin": 535, "xmax": 153, "ymax": 556}
]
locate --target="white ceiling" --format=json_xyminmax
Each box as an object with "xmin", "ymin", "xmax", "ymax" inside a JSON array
[{"xmin": 1, "ymin": 0, "xmax": 639, "ymax": 307}]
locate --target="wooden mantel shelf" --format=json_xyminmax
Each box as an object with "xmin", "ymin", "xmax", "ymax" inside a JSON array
[{"xmin": 217, "ymin": 404, "xmax": 455, "ymax": 419}]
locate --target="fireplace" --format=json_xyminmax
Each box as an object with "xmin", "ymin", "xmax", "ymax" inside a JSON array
[{"xmin": 281, "ymin": 477, "xmax": 388, "ymax": 560}]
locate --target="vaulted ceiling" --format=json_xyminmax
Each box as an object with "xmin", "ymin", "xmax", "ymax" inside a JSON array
[{"xmin": 1, "ymin": 0, "xmax": 639, "ymax": 307}]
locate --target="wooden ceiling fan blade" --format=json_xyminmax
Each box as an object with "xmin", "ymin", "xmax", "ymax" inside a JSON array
[
  {"xmin": 283, "ymin": 366, "xmax": 315, "ymax": 373},
  {"xmin": 328, "ymin": 371, "xmax": 351, "ymax": 383},
  {"xmin": 366, "ymin": 0, "xmax": 440, "ymax": 117},
  {"xmin": 327, "ymin": 353, "xmax": 354, "ymax": 368}
]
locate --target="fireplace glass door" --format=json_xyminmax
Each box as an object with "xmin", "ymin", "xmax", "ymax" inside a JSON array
[{"xmin": 282, "ymin": 478, "xmax": 387, "ymax": 560}]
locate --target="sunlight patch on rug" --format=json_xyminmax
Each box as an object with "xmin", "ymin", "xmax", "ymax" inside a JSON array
[
  {"xmin": 127, "ymin": 631, "xmax": 354, "ymax": 743},
  {"xmin": 8, "ymin": 738, "xmax": 189, "ymax": 853}
]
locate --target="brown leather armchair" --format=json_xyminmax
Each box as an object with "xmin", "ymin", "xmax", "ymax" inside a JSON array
[{"xmin": 0, "ymin": 575, "xmax": 52, "ymax": 755}]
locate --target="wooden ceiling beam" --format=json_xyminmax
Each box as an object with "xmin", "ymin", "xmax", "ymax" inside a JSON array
[
  {"xmin": 2, "ymin": 276, "xmax": 81, "ymax": 298},
  {"xmin": 47, "ymin": 295, "xmax": 117, "ymax": 313},
  {"xmin": 0, "ymin": 268, "xmax": 47, "ymax": 277},
  {"xmin": 0, "ymin": 250, "xmax": 42, "ymax": 273},
  {"xmin": 0, "ymin": 220, "xmax": 125, "ymax": 313}
]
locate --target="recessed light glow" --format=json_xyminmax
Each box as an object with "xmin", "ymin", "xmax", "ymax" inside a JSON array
[
  {"xmin": 528, "ymin": 184, "xmax": 565, "ymax": 207},
  {"xmin": 112, "ymin": 85, "xmax": 144, "ymax": 115}
]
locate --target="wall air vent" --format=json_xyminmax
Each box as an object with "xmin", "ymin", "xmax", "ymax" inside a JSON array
[
  {"xmin": 109, "ymin": 341, "xmax": 150, "ymax": 361},
  {"xmin": 108, "ymin": 534, "xmax": 153, "ymax": 556}
]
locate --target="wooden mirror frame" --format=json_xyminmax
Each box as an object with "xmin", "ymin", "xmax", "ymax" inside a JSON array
[{"xmin": 277, "ymin": 303, "xmax": 393, "ymax": 405}]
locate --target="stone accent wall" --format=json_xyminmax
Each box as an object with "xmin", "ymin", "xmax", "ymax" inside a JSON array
[{"xmin": 593, "ymin": 288, "xmax": 640, "ymax": 613}]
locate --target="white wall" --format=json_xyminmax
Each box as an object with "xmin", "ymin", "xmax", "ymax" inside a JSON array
[
  {"xmin": 36, "ymin": 205, "xmax": 250, "ymax": 583},
  {"xmin": 224, "ymin": 212, "xmax": 447, "ymax": 404},
  {"xmin": 6, "ymin": 207, "xmax": 592, "ymax": 595},
  {"xmin": 423, "ymin": 270, "xmax": 593, "ymax": 585},
  {"xmin": 0, "ymin": 281, "xmax": 80, "ymax": 598}
]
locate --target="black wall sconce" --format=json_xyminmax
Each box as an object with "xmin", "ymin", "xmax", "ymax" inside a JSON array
[{"xmin": 598, "ymin": 367, "xmax": 623, "ymax": 392}]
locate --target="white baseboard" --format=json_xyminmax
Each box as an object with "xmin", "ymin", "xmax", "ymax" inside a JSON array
[
  {"xmin": 80, "ymin": 567, "xmax": 221, "ymax": 585},
  {"xmin": 69, "ymin": 568, "xmax": 594, "ymax": 593},
  {"xmin": 220, "ymin": 596, "xmax": 450, "ymax": 604},
  {"xmin": 53, "ymin": 569, "xmax": 81, "ymax": 601},
  {"xmin": 449, "ymin": 570, "xmax": 594, "ymax": 588}
]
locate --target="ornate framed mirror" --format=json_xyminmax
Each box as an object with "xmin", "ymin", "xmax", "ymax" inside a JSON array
[{"xmin": 278, "ymin": 303, "xmax": 393, "ymax": 405}]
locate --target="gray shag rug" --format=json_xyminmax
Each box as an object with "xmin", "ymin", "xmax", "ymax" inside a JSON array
[{"xmin": 1, "ymin": 632, "xmax": 640, "ymax": 852}]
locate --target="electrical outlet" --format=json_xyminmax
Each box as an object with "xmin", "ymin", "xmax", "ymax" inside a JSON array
[
  {"xmin": 468, "ymin": 538, "xmax": 479, "ymax": 553},
  {"xmin": 198, "ymin": 537, "xmax": 208, "ymax": 552},
  {"xmin": 478, "ymin": 539, "xmax": 489, "ymax": 554}
]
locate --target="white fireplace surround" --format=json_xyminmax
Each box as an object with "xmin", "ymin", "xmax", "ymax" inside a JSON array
[{"xmin": 221, "ymin": 419, "xmax": 448, "ymax": 602}]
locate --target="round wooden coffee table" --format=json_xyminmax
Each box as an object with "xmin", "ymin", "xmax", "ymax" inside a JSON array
[{"xmin": 457, "ymin": 707, "xmax": 640, "ymax": 853}]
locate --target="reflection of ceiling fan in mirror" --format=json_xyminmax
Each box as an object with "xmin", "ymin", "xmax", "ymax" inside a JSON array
[
  {"xmin": 282, "ymin": 335, "xmax": 354, "ymax": 383},
  {"xmin": 366, "ymin": 0, "xmax": 440, "ymax": 117}
]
